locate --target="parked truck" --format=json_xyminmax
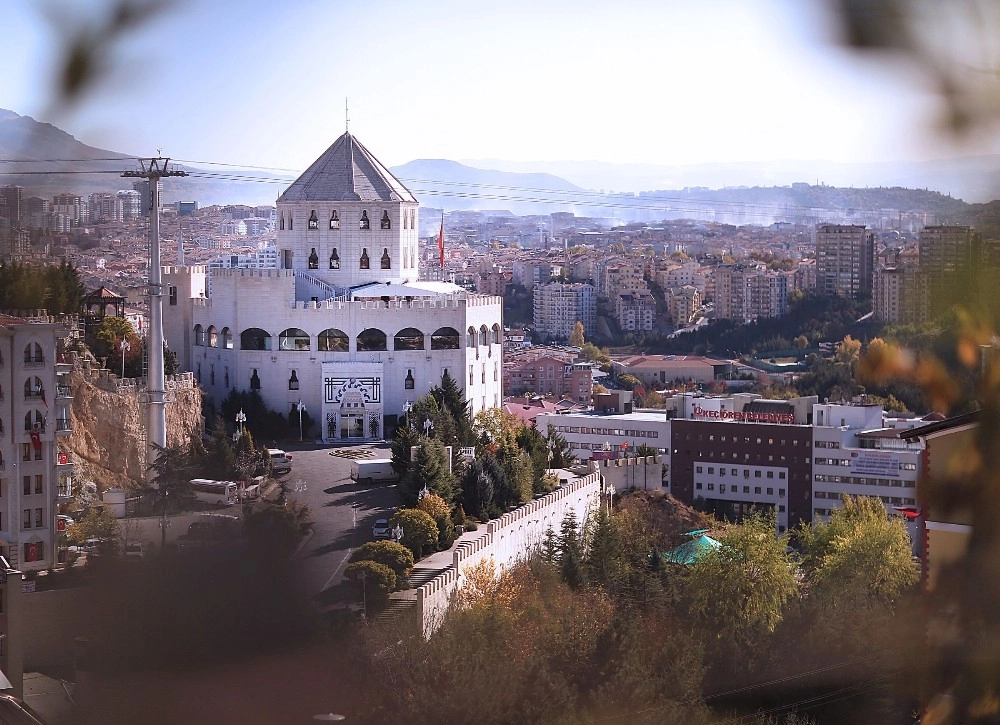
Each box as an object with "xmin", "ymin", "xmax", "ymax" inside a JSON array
[{"xmin": 350, "ymin": 458, "xmax": 398, "ymax": 486}]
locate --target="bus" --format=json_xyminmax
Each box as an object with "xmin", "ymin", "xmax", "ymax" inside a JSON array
[{"xmin": 189, "ymin": 479, "xmax": 239, "ymax": 507}]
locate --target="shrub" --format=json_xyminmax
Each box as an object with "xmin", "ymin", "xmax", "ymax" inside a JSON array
[
  {"xmin": 344, "ymin": 560, "xmax": 395, "ymax": 603},
  {"xmin": 349, "ymin": 541, "xmax": 414, "ymax": 589}
]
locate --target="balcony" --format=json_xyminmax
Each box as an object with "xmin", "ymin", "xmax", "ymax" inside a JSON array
[
  {"xmin": 24, "ymin": 391, "xmax": 45, "ymax": 402},
  {"xmin": 22, "ymin": 357, "xmax": 46, "ymax": 368},
  {"xmin": 56, "ymin": 477, "xmax": 73, "ymax": 501},
  {"xmin": 55, "ymin": 419, "xmax": 72, "ymax": 434},
  {"xmin": 55, "ymin": 451, "xmax": 72, "ymax": 467},
  {"xmin": 55, "ymin": 385, "xmax": 72, "ymax": 400}
]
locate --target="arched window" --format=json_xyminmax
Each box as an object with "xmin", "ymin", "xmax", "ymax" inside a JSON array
[
  {"xmin": 467, "ymin": 326, "xmax": 477, "ymax": 348},
  {"xmin": 250, "ymin": 368, "xmax": 261, "ymax": 390},
  {"xmin": 207, "ymin": 326, "xmax": 218, "ymax": 348},
  {"xmin": 24, "ymin": 410, "xmax": 43, "ymax": 431},
  {"xmin": 280, "ymin": 214, "xmax": 284, "ymax": 231},
  {"xmin": 360, "ymin": 211, "xmax": 370, "ymax": 230},
  {"xmin": 380, "ymin": 210, "xmax": 391, "ymax": 229},
  {"xmin": 356, "ymin": 328, "xmax": 387, "ymax": 352},
  {"xmin": 308, "ymin": 210, "xmax": 319, "ymax": 230},
  {"xmin": 329, "ymin": 248, "xmax": 340, "ymax": 269},
  {"xmin": 24, "ymin": 377, "xmax": 44, "ymax": 401},
  {"xmin": 278, "ymin": 328, "xmax": 310, "ymax": 351},
  {"xmin": 360, "ymin": 248, "xmax": 369, "ymax": 269},
  {"xmin": 393, "ymin": 327, "xmax": 424, "ymax": 351},
  {"xmin": 431, "ymin": 326, "xmax": 460, "ymax": 350},
  {"xmin": 405, "ymin": 369, "xmax": 415, "ymax": 389},
  {"xmin": 288, "ymin": 370, "xmax": 299, "ymax": 390},
  {"xmin": 240, "ymin": 328, "xmax": 271, "ymax": 351},
  {"xmin": 402, "ymin": 211, "xmax": 408, "ymax": 230},
  {"xmin": 479, "ymin": 325, "xmax": 489, "ymax": 346},
  {"xmin": 23, "ymin": 343, "xmax": 43, "ymax": 365},
  {"xmin": 222, "ymin": 327, "xmax": 233, "ymax": 349},
  {"xmin": 380, "ymin": 248, "xmax": 391, "ymax": 269},
  {"xmin": 193, "ymin": 324, "xmax": 205, "ymax": 346},
  {"xmin": 492, "ymin": 323, "xmax": 502, "ymax": 345},
  {"xmin": 329, "ymin": 211, "xmax": 340, "ymax": 230},
  {"xmin": 289, "ymin": 215, "xmax": 293, "ymax": 231},
  {"xmin": 308, "ymin": 248, "xmax": 319, "ymax": 269},
  {"xmin": 318, "ymin": 328, "xmax": 349, "ymax": 352}
]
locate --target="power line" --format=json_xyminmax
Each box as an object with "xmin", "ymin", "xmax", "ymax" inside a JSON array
[{"xmin": 0, "ymin": 156, "xmax": 936, "ymax": 223}]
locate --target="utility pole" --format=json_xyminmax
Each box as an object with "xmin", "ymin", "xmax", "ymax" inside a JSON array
[{"xmin": 122, "ymin": 158, "xmax": 187, "ymax": 482}]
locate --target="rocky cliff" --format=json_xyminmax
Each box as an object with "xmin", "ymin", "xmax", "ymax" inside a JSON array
[{"xmin": 67, "ymin": 364, "xmax": 203, "ymax": 494}]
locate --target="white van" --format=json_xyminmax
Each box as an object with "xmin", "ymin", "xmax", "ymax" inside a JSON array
[{"xmin": 267, "ymin": 448, "xmax": 292, "ymax": 474}]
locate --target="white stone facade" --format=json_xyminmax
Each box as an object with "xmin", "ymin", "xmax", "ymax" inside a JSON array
[{"xmin": 163, "ymin": 133, "xmax": 504, "ymax": 440}]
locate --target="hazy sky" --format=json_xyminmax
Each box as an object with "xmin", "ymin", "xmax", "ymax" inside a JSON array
[{"xmin": 4, "ymin": 0, "xmax": 986, "ymax": 173}]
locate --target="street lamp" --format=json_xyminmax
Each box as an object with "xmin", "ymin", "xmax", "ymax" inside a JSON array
[
  {"xmin": 392, "ymin": 524, "xmax": 403, "ymax": 544},
  {"xmin": 120, "ymin": 337, "xmax": 130, "ymax": 376},
  {"xmin": 236, "ymin": 408, "xmax": 246, "ymax": 436},
  {"xmin": 605, "ymin": 482, "xmax": 616, "ymax": 514},
  {"xmin": 297, "ymin": 400, "xmax": 307, "ymax": 442},
  {"xmin": 418, "ymin": 485, "xmax": 429, "ymax": 501},
  {"xmin": 422, "ymin": 418, "xmax": 434, "ymax": 437}
]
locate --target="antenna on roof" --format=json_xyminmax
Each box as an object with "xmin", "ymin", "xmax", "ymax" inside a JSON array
[{"xmin": 345, "ymin": 98, "xmax": 349, "ymax": 134}]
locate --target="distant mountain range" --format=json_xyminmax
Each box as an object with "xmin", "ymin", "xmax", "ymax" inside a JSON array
[{"xmin": 4, "ymin": 108, "xmax": 1000, "ymax": 225}]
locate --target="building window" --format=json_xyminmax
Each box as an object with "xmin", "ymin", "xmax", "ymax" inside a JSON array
[
  {"xmin": 23, "ymin": 476, "xmax": 30, "ymax": 496},
  {"xmin": 743, "ymin": 485, "xmax": 750, "ymax": 493},
  {"xmin": 22, "ymin": 444, "xmax": 30, "ymax": 462},
  {"xmin": 169, "ymin": 286, "xmax": 177, "ymax": 305},
  {"xmin": 280, "ymin": 214, "xmax": 284, "ymax": 230},
  {"xmin": 754, "ymin": 487, "xmax": 761, "ymax": 494},
  {"xmin": 381, "ymin": 248, "xmax": 391, "ymax": 269},
  {"xmin": 360, "ymin": 248, "xmax": 370, "ymax": 269},
  {"xmin": 308, "ymin": 210, "xmax": 319, "ymax": 230},
  {"xmin": 360, "ymin": 211, "xmax": 370, "ymax": 230},
  {"xmin": 767, "ymin": 488, "xmax": 774, "ymax": 496},
  {"xmin": 381, "ymin": 210, "xmax": 391, "ymax": 229},
  {"xmin": 308, "ymin": 248, "xmax": 319, "ymax": 269},
  {"xmin": 34, "ymin": 475, "xmax": 42, "ymax": 494},
  {"xmin": 405, "ymin": 370, "xmax": 414, "ymax": 390},
  {"xmin": 329, "ymin": 248, "xmax": 340, "ymax": 269},
  {"xmin": 754, "ymin": 470, "xmax": 761, "ymax": 478},
  {"xmin": 34, "ymin": 508, "xmax": 42, "ymax": 528},
  {"xmin": 330, "ymin": 211, "xmax": 340, "ymax": 229},
  {"xmin": 779, "ymin": 472, "xmax": 786, "ymax": 479},
  {"xmin": 289, "ymin": 370, "xmax": 299, "ymax": 391},
  {"xmin": 22, "ymin": 510, "xmax": 30, "ymax": 529}
]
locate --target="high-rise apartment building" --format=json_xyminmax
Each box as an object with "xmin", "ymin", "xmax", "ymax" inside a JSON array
[
  {"xmin": 533, "ymin": 282, "xmax": 596, "ymax": 342},
  {"xmin": 874, "ymin": 247, "xmax": 926, "ymax": 324},
  {"xmin": 0, "ymin": 314, "xmax": 74, "ymax": 573},
  {"xmin": 919, "ymin": 225, "xmax": 980, "ymax": 315},
  {"xmin": 52, "ymin": 194, "xmax": 84, "ymax": 226},
  {"xmin": 0, "ymin": 186, "xmax": 24, "ymax": 226},
  {"xmin": 815, "ymin": 224, "xmax": 875, "ymax": 300}
]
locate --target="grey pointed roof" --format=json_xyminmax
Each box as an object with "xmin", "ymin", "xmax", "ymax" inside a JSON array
[{"xmin": 278, "ymin": 132, "xmax": 416, "ymax": 203}]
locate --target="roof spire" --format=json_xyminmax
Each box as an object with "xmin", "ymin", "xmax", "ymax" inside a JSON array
[{"xmin": 345, "ymin": 97, "xmax": 349, "ymax": 135}]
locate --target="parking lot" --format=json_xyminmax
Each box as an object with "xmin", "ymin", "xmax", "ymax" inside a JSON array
[{"xmin": 122, "ymin": 444, "xmax": 400, "ymax": 608}]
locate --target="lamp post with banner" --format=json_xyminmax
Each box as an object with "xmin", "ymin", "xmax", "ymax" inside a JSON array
[{"xmin": 120, "ymin": 337, "xmax": 130, "ymax": 376}]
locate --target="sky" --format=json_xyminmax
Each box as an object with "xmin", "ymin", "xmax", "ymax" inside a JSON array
[{"xmin": 4, "ymin": 0, "xmax": 993, "ymax": 175}]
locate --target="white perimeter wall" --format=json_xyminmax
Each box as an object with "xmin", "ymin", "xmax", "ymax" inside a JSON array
[{"xmin": 416, "ymin": 469, "xmax": 602, "ymax": 637}]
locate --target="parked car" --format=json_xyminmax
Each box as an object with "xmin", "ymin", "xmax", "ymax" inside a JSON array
[
  {"xmin": 372, "ymin": 518, "xmax": 391, "ymax": 539},
  {"xmin": 267, "ymin": 448, "xmax": 293, "ymax": 474}
]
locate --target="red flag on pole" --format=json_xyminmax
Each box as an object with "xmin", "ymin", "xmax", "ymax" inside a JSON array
[{"xmin": 438, "ymin": 213, "xmax": 445, "ymax": 268}]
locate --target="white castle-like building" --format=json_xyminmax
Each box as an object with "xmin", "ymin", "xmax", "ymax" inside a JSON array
[{"xmin": 163, "ymin": 132, "xmax": 503, "ymax": 441}]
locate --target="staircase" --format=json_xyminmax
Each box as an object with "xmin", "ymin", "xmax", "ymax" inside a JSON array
[
  {"xmin": 404, "ymin": 566, "xmax": 451, "ymax": 589},
  {"xmin": 295, "ymin": 271, "xmax": 338, "ymax": 301}
]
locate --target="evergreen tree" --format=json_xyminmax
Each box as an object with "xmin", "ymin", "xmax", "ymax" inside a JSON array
[
  {"xmin": 558, "ymin": 510, "xmax": 587, "ymax": 589},
  {"xmin": 540, "ymin": 526, "xmax": 559, "ymax": 565},
  {"xmin": 399, "ymin": 437, "xmax": 456, "ymax": 507},
  {"xmin": 390, "ymin": 423, "xmax": 420, "ymax": 479},
  {"xmin": 585, "ymin": 505, "xmax": 623, "ymax": 592},
  {"xmin": 204, "ymin": 416, "xmax": 237, "ymax": 480}
]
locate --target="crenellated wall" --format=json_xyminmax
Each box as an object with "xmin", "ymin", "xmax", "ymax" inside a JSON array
[{"xmin": 416, "ymin": 469, "xmax": 603, "ymax": 637}]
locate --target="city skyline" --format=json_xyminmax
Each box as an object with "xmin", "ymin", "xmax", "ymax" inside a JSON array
[{"xmin": 7, "ymin": 0, "xmax": 997, "ymax": 180}]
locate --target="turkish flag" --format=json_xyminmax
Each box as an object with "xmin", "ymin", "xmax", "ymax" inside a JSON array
[
  {"xmin": 29, "ymin": 429, "xmax": 41, "ymax": 453},
  {"xmin": 438, "ymin": 215, "xmax": 445, "ymax": 268}
]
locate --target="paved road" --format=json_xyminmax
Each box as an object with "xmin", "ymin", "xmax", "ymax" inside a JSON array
[
  {"xmin": 282, "ymin": 444, "xmax": 400, "ymax": 610},
  {"xmin": 125, "ymin": 444, "xmax": 400, "ymax": 611}
]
